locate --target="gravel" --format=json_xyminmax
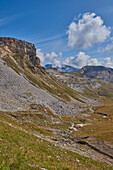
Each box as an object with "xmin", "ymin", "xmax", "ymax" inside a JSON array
[{"xmin": 0, "ymin": 59, "xmax": 86, "ymax": 115}]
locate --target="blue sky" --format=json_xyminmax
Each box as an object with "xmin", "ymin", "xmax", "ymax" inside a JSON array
[{"xmin": 0, "ymin": 0, "xmax": 113, "ymax": 68}]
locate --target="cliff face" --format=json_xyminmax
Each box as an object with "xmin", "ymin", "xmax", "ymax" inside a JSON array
[
  {"xmin": 0, "ymin": 37, "xmax": 40, "ymax": 67},
  {"xmin": 0, "ymin": 37, "xmax": 36, "ymax": 56}
]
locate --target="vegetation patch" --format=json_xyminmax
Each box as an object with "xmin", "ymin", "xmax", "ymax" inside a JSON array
[{"xmin": 3, "ymin": 55, "xmax": 21, "ymax": 75}]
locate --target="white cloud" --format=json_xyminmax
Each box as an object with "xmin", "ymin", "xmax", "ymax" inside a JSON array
[
  {"xmin": 64, "ymin": 52, "xmax": 113, "ymax": 68},
  {"xmin": 105, "ymin": 43, "xmax": 113, "ymax": 52},
  {"xmin": 102, "ymin": 57, "xmax": 113, "ymax": 68},
  {"xmin": 64, "ymin": 52, "xmax": 90, "ymax": 68},
  {"xmin": 59, "ymin": 52, "xmax": 62, "ymax": 57},
  {"xmin": 67, "ymin": 13, "xmax": 111, "ymax": 49},
  {"xmin": 88, "ymin": 58, "xmax": 100, "ymax": 66},
  {"xmin": 52, "ymin": 59, "xmax": 61, "ymax": 67},
  {"xmin": 37, "ymin": 48, "xmax": 113, "ymax": 69},
  {"xmin": 36, "ymin": 49, "xmax": 45, "ymax": 63},
  {"xmin": 46, "ymin": 52, "xmax": 58, "ymax": 61},
  {"xmin": 36, "ymin": 49, "xmax": 62, "ymax": 67},
  {"xmin": 45, "ymin": 52, "xmax": 61, "ymax": 67}
]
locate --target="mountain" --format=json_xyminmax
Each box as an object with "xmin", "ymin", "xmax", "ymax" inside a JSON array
[
  {"xmin": 0, "ymin": 37, "xmax": 113, "ymax": 169},
  {"xmin": 77, "ymin": 65, "xmax": 113, "ymax": 82},
  {"xmin": 44, "ymin": 64, "xmax": 78, "ymax": 72},
  {"xmin": 47, "ymin": 65, "xmax": 113, "ymax": 100},
  {"xmin": 0, "ymin": 37, "xmax": 89, "ymax": 114}
]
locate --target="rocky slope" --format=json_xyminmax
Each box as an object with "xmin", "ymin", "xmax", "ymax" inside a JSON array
[{"xmin": 0, "ymin": 37, "xmax": 92, "ymax": 114}]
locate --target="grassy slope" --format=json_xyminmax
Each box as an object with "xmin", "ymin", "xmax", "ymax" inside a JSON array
[
  {"xmin": 70, "ymin": 97, "xmax": 113, "ymax": 144},
  {"xmin": 0, "ymin": 115, "xmax": 112, "ymax": 170}
]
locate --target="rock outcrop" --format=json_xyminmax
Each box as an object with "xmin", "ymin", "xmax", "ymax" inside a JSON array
[{"xmin": 0, "ymin": 37, "xmax": 40, "ymax": 67}]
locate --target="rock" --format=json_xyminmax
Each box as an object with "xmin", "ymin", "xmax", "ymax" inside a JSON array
[
  {"xmin": 0, "ymin": 37, "xmax": 36, "ymax": 56},
  {"xmin": 76, "ymin": 123, "xmax": 92, "ymax": 128},
  {"xmin": 0, "ymin": 37, "xmax": 41, "ymax": 67}
]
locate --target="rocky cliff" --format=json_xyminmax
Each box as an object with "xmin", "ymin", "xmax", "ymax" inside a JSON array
[{"xmin": 0, "ymin": 37, "xmax": 40, "ymax": 67}]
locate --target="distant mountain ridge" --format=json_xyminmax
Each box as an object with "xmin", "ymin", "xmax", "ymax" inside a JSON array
[
  {"xmin": 77, "ymin": 66, "xmax": 113, "ymax": 82},
  {"xmin": 44, "ymin": 64, "xmax": 78, "ymax": 72},
  {"xmin": 45, "ymin": 64, "xmax": 113, "ymax": 82}
]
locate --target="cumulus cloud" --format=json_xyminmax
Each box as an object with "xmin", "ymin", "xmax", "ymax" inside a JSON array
[
  {"xmin": 52, "ymin": 59, "xmax": 61, "ymax": 67},
  {"xmin": 88, "ymin": 58, "xmax": 100, "ymax": 66},
  {"xmin": 64, "ymin": 52, "xmax": 90, "ymax": 68},
  {"xmin": 46, "ymin": 52, "xmax": 58, "ymax": 61},
  {"xmin": 67, "ymin": 13, "xmax": 111, "ymax": 49},
  {"xmin": 36, "ymin": 49, "xmax": 62, "ymax": 67},
  {"xmin": 45, "ymin": 52, "xmax": 61, "ymax": 67},
  {"xmin": 36, "ymin": 49, "xmax": 45, "ymax": 63},
  {"xmin": 64, "ymin": 52, "xmax": 113, "ymax": 68}
]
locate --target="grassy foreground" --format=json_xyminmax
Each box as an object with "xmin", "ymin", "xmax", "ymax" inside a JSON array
[{"xmin": 0, "ymin": 120, "xmax": 112, "ymax": 170}]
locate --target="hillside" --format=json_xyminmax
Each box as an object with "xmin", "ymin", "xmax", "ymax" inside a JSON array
[
  {"xmin": 0, "ymin": 37, "xmax": 90, "ymax": 114},
  {"xmin": 77, "ymin": 66, "xmax": 113, "ymax": 82},
  {"xmin": 0, "ymin": 37, "xmax": 113, "ymax": 169},
  {"xmin": 47, "ymin": 65, "xmax": 113, "ymax": 100}
]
